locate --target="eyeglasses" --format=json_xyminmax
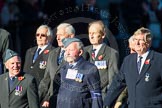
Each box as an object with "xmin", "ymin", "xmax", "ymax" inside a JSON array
[
  {"xmin": 36, "ymin": 33, "xmax": 47, "ymax": 37},
  {"xmin": 133, "ymin": 38, "xmax": 145, "ymax": 43}
]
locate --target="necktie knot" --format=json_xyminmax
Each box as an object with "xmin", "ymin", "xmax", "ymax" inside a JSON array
[
  {"xmin": 10, "ymin": 77, "xmax": 16, "ymax": 81},
  {"xmin": 37, "ymin": 48, "xmax": 41, "ymax": 54}
]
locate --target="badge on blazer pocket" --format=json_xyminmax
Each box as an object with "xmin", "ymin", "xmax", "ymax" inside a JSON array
[
  {"xmin": 75, "ymin": 73, "xmax": 84, "ymax": 83},
  {"xmin": 39, "ymin": 61, "xmax": 47, "ymax": 69}
]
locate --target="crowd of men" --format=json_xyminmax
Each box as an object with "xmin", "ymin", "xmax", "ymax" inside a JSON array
[{"xmin": 0, "ymin": 20, "xmax": 162, "ymax": 108}]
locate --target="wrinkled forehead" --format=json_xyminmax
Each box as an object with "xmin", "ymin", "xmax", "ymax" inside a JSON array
[{"xmin": 89, "ymin": 23, "xmax": 102, "ymax": 31}]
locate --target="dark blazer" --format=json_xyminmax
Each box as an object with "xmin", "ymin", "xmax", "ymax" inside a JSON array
[
  {"xmin": 0, "ymin": 29, "xmax": 13, "ymax": 74},
  {"xmin": 39, "ymin": 47, "xmax": 90, "ymax": 108},
  {"xmin": 104, "ymin": 50, "xmax": 162, "ymax": 108},
  {"xmin": 84, "ymin": 43, "xmax": 119, "ymax": 94},
  {"xmin": 0, "ymin": 72, "xmax": 40, "ymax": 108},
  {"xmin": 23, "ymin": 44, "xmax": 54, "ymax": 85},
  {"xmin": 39, "ymin": 47, "xmax": 64, "ymax": 108},
  {"xmin": 57, "ymin": 57, "xmax": 103, "ymax": 108}
]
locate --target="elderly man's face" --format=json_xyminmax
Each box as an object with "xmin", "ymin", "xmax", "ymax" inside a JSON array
[
  {"xmin": 88, "ymin": 23, "xmax": 105, "ymax": 45},
  {"xmin": 36, "ymin": 27, "xmax": 49, "ymax": 47},
  {"xmin": 56, "ymin": 29, "xmax": 69, "ymax": 47},
  {"xmin": 133, "ymin": 34, "xmax": 149, "ymax": 55},
  {"xmin": 64, "ymin": 42, "xmax": 82, "ymax": 63},
  {"xmin": 5, "ymin": 56, "xmax": 21, "ymax": 77}
]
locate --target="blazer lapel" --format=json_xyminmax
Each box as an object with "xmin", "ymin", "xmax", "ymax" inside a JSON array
[
  {"xmin": 4, "ymin": 74, "xmax": 10, "ymax": 95},
  {"xmin": 37, "ymin": 44, "xmax": 52, "ymax": 59},
  {"xmin": 87, "ymin": 45, "xmax": 94, "ymax": 63},
  {"xmin": 95, "ymin": 44, "xmax": 106, "ymax": 60},
  {"xmin": 136, "ymin": 51, "xmax": 153, "ymax": 83},
  {"xmin": 31, "ymin": 47, "xmax": 38, "ymax": 64},
  {"xmin": 55, "ymin": 60, "xmax": 66, "ymax": 74},
  {"xmin": 74, "ymin": 57, "xmax": 84, "ymax": 69},
  {"xmin": 54, "ymin": 47, "xmax": 61, "ymax": 66},
  {"xmin": 131, "ymin": 54, "xmax": 139, "ymax": 80},
  {"xmin": 54, "ymin": 47, "xmax": 65, "ymax": 74}
]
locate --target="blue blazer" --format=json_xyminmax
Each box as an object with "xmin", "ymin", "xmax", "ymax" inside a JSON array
[
  {"xmin": 104, "ymin": 50, "xmax": 162, "ymax": 108},
  {"xmin": 57, "ymin": 57, "xmax": 103, "ymax": 108}
]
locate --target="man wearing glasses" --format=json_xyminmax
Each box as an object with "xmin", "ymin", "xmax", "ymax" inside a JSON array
[
  {"xmin": 104, "ymin": 27, "xmax": 162, "ymax": 108},
  {"xmin": 23, "ymin": 25, "xmax": 54, "ymax": 86}
]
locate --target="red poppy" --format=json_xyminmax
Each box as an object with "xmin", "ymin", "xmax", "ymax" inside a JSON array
[
  {"xmin": 18, "ymin": 76, "xmax": 25, "ymax": 81},
  {"xmin": 98, "ymin": 55, "xmax": 103, "ymax": 60},
  {"xmin": 145, "ymin": 59, "xmax": 150, "ymax": 65},
  {"xmin": 44, "ymin": 50, "xmax": 49, "ymax": 54}
]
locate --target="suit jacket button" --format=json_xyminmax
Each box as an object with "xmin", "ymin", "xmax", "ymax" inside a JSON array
[{"xmin": 30, "ymin": 66, "xmax": 34, "ymax": 69}]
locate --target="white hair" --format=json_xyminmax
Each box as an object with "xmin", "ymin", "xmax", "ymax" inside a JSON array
[{"xmin": 57, "ymin": 23, "xmax": 75, "ymax": 35}]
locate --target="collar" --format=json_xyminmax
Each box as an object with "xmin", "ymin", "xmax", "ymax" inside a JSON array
[
  {"xmin": 92, "ymin": 43, "xmax": 103, "ymax": 57},
  {"xmin": 92, "ymin": 43, "xmax": 103, "ymax": 50},
  {"xmin": 137, "ymin": 50, "xmax": 149, "ymax": 61},
  {"xmin": 38, "ymin": 44, "xmax": 49, "ymax": 54},
  {"xmin": 69, "ymin": 57, "xmax": 82, "ymax": 67}
]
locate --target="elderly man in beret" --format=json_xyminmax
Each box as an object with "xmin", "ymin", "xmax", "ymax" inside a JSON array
[
  {"xmin": 56, "ymin": 38, "xmax": 103, "ymax": 108},
  {"xmin": 0, "ymin": 49, "xmax": 40, "ymax": 108}
]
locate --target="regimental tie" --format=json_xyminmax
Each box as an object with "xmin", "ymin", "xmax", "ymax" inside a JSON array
[
  {"xmin": 58, "ymin": 50, "xmax": 65, "ymax": 65},
  {"xmin": 9, "ymin": 77, "xmax": 16, "ymax": 91},
  {"xmin": 137, "ymin": 56, "xmax": 143, "ymax": 74},
  {"xmin": 33, "ymin": 48, "xmax": 41, "ymax": 63},
  {"xmin": 91, "ymin": 49, "xmax": 96, "ymax": 60}
]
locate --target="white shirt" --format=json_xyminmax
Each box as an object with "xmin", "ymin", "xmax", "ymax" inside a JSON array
[{"xmin": 93, "ymin": 44, "xmax": 103, "ymax": 57}]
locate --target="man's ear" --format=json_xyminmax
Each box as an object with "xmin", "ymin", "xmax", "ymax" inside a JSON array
[
  {"xmin": 101, "ymin": 32, "xmax": 106, "ymax": 39},
  {"xmin": 145, "ymin": 41, "xmax": 151, "ymax": 48},
  {"xmin": 4, "ymin": 62, "xmax": 9, "ymax": 69},
  {"xmin": 79, "ymin": 49, "xmax": 83, "ymax": 56}
]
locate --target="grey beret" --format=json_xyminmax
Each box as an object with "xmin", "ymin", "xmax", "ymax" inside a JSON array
[
  {"xmin": 62, "ymin": 38, "xmax": 81, "ymax": 48},
  {"xmin": 4, "ymin": 49, "xmax": 19, "ymax": 63}
]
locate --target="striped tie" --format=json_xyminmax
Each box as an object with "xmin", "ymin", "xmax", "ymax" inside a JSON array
[
  {"xmin": 33, "ymin": 48, "xmax": 41, "ymax": 62},
  {"xmin": 58, "ymin": 50, "xmax": 65, "ymax": 65},
  {"xmin": 137, "ymin": 56, "xmax": 143, "ymax": 73}
]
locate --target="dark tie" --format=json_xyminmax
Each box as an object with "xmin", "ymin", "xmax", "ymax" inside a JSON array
[
  {"xmin": 33, "ymin": 48, "xmax": 41, "ymax": 62},
  {"xmin": 9, "ymin": 77, "xmax": 15, "ymax": 91},
  {"xmin": 137, "ymin": 56, "xmax": 143, "ymax": 73},
  {"xmin": 69, "ymin": 64, "xmax": 74, "ymax": 69},
  {"xmin": 58, "ymin": 50, "xmax": 65, "ymax": 65},
  {"xmin": 91, "ymin": 49, "xmax": 96, "ymax": 60}
]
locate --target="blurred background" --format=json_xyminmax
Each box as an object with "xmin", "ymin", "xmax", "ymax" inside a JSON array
[{"xmin": 0, "ymin": 0, "xmax": 162, "ymax": 66}]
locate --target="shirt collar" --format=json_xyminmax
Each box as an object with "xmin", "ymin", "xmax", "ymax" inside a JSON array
[
  {"xmin": 137, "ymin": 50, "xmax": 149, "ymax": 62},
  {"xmin": 69, "ymin": 57, "xmax": 82, "ymax": 67},
  {"xmin": 38, "ymin": 44, "xmax": 49, "ymax": 54}
]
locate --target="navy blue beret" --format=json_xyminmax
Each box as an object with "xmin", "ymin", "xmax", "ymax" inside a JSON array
[{"xmin": 62, "ymin": 38, "xmax": 81, "ymax": 47}]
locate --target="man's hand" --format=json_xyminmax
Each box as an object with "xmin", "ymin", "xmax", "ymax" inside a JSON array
[
  {"xmin": 42, "ymin": 101, "xmax": 49, "ymax": 107},
  {"xmin": 114, "ymin": 102, "xmax": 122, "ymax": 108}
]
